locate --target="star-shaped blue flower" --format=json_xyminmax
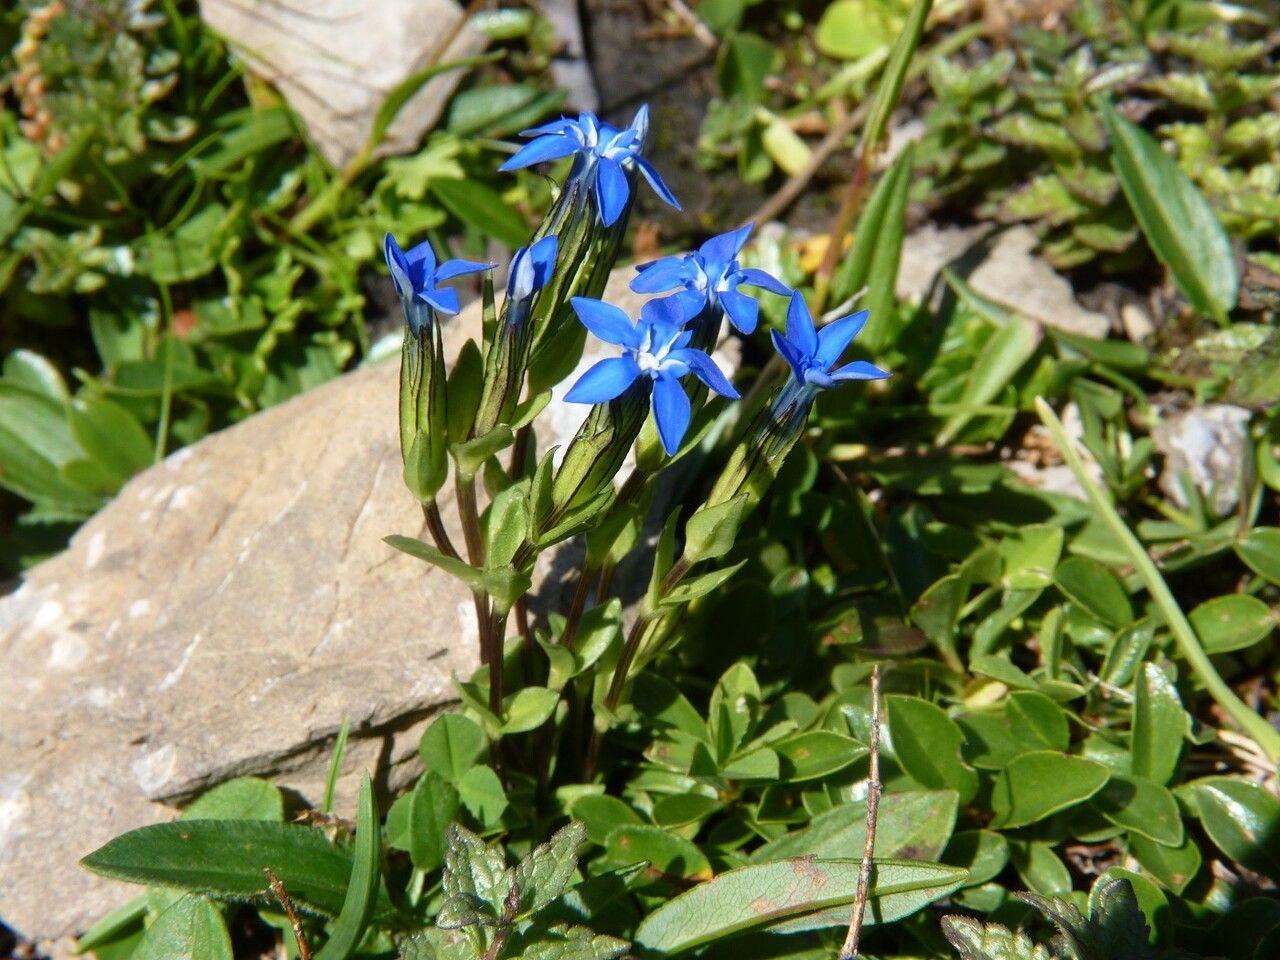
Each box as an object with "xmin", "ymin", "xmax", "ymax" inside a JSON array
[
  {"xmin": 566, "ymin": 295, "xmax": 739, "ymax": 455},
  {"xmin": 771, "ymin": 293, "xmax": 891, "ymax": 390},
  {"xmin": 630, "ymin": 222, "xmax": 791, "ymax": 334},
  {"xmin": 384, "ymin": 233, "xmax": 492, "ymax": 332},
  {"xmin": 498, "ymin": 106, "xmax": 680, "ymax": 227},
  {"xmin": 507, "ymin": 234, "xmax": 559, "ymax": 302}
]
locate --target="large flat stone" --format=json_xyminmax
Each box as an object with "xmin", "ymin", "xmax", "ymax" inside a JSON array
[{"xmin": 0, "ymin": 272, "xmax": 648, "ymax": 943}]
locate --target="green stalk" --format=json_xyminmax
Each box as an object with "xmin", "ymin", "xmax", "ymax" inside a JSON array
[{"xmin": 1035, "ymin": 398, "xmax": 1280, "ymax": 764}]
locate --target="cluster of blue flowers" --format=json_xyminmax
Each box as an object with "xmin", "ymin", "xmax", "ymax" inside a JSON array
[{"xmin": 385, "ymin": 107, "xmax": 889, "ymax": 459}]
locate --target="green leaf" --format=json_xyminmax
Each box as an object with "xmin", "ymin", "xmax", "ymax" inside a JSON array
[
  {"xmin": 659, "ymin": 561, "xmax": 747, "ymax": 607},
  {"xmin": 832, "ymin": 145, "xmax": 913, "ymax": 352},
  {"xmin": 1188, "ymin": 594, "xmax": 1275, "ymax": 653},
  {"xmin": 773, "ymin": 731, "xmax": 867, "ymax": 782},
  {"xmin": 431, "ymin": 179, "xmax": 529, "ymax": 248},
  {"xmin": 1055, "ymin": 556, "xmax": 1133, "ymax": 628},
  {"xmin": 753, "ymin": 790, "xmax": 958, "ymax": 862},
  {"xmin": 134, "ymin": 205, "xmax": 225, "ymax": 284},
  {"xmin": 502, "ymin": 687, "xmax": 559, "ymax": 734},
  {"xmin": 69, "ymin": 397, "xmax": 154, "ymax": 483},
  {"xmin": 1010, "ymin": 839, "xmax": 1071, "ymax": 897},
  {"xmin": 570, "ymin": 795, "xmax": 643, "ymax": 846},
  {"xmin": 1090, "ymin": 774, "xmax": 1184, "ymax": 847},
  {"xmin": 420, "ymin": 713, "xmax": 486, "ymax": 783},
  {"xmin": 1130, "ymin": 833, "xmax": 1201, "ymax": 894},
  {"xmin": 887, "ymin": 695, "xmax": 979, "ymax": 803},
  {"xmin": 604, "ymin": 825, "xmax": 712, "ymax": 881},
  {"xmin": 1103, "ymin": 103, "xmax": 1238, "ymax": 321},
  {"xmin": 1131, "ymin": 662, "xmax": 1184, "ymax": 786},
  {"xmin": 942, "ymin": 914, "xmax": 1052, "ymax": 960},
  {"xmin": 314, "ymin": 772, "xmax": 381, "ymax": 960},
  {"xmin": 1236, "ymin": 528, "xmax": 1280, "ymax": 585},
  {"xmin": 682, "ymin": 494, "xmax": 751, "ymax": 565},
  {"xmin": 458, "ymin": 765, "xmax": 508, "ymax": 825},
  {"xmin": 75, "ymin": 895, "xmax": 148, "ymax": 955},
  {"xmin": 514, "ymin": 821, "xmax": 586, "ymax": 915},
  {"xmin": 131, "ymin": 895, "xmax": 232, "ymax": 960},
  {"xmin": 452, "ymin": 425, "xmax": 515, "ymax": 479},
  {"xmin": 942, "ymin": 830, "xmax": 1009, "ymax": 888},
  {"xmin": 860, "ymin": 0, "xmax": 932, "ymax": 155},
  {"xmin": 370, "ymin": 56, "xmax": 499, "ymax": 149},
  {"xmin": 444, "ymin": 824, "xmax": 511, "ymax": 914},
  {"xmin": 716, "ymin": 32, "xmax": 775, "ymax": 103},
  {"xmin": 385, "ymin": 534, "xmax": 486, "ymax": 591},
  {"xmin": 635, "ymin": 858, "xmax": 967, "ymax": 954},
  {"xmin": 409, "ymin": 772, "xmax": 461, "ymax": 872},
  {"xmin": 815, "ymin": 0, "xmax": 906, "ymax": 60},
  {"xmin": 81, "ymin": 821, "xmax": 383, "ymax": 918},
  {"xmin": 991, "ymin": 751, "xmax": 1109, "ymax": 828},
  {"xmin": 1000, "ymin": 523, "xmax": 1063, "ymax": 591},
  {"xmin": 1193, "ymin": 777, "xmax": 1280, "ymax": 881},
  {"xmin": 181, "ymin": 778, "xmax": 283, "ymax": 822}
]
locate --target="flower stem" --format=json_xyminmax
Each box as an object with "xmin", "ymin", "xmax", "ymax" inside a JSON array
[
  {"xmin": 454, "ymin": 474, "xmax": 495, "ymax": 671},
  {"xmin": 560, "ymin": 562, "xmax": 599, "ymax": 650},
  {"xmin": 1036, "ymin": 397, "xmax": 1280, "ymax": 764}
]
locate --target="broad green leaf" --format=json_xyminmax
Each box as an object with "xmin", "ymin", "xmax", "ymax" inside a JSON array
[
  {"xmin": 1189, "ymin": 594, "xmax": 1275, "ymax": 653},
  {"xmin": 431, "ymin": 178, "xmax": 528, "ymax": 248},
  {"xmin": 942, "ymin": 915, "xmax": 1051, "ymax": 960},
  {"xmin": 134, "ymin": 205, "xmax": 225, "ymax": 284},
  {"xmin": 1131, "ymin": 662, "xmax": 1184, "ymax": 785},
  {"xmin": 409, "ymin": 772, "xmax": 461, "ymax": 872},
  {"xmin": 75, "ymin": 895, "xmax": 148, "ymax": 955},
  {"xmin": 1010, "ymin": 839, "xmax": 1071, "ymax": 897},
  {"xmin": 81, "ymin": 821, "xmax": 385, "ymax": 918},
  {"xmin": 69, "ymin": 397, "xmax": 154, "ymax": 483},
  {"xmin": 635, "ymin": 858, "xmax": 967, "ymax": 953},
  {"xmin": 773, "ymin": 731, "xmax": 866, "ymax": 782},
  {"xmin": 652, "ymin": 793, "xmax": 721, "ymax": 827},
  {"xmin": 419, "ymin": 713, "xmax": 486, "ymax": 783},
  {"xmin": 570, "ymin": 795, "xmax": 643, "ymax": 845},
  {"xmin": 181, "ymin": 778, "xmax": 283, "ymax": 822},
  {"xmin": 458, "ymin": 765, "xmax": 508, "ymax": 825},
  {"xmin": 1193, "ymin": 777, "xmax": 1280, "ymax": 881},
  {"xmin": 832, "ymin": 145, "xmax": 913, "ymax": 352},
  {"xmin": 3, "ymin": 349, "xmax": 69, "ymax": 400},
  {"xmin": 131, "ymin": 895, "xmax": 231, "ymax": 960},
  {"xmin": 1090, "ymin": 774, "xmax": 1184, "ymax": 846},
  {"xmin": 1236, "ymin": 528, "xmax": 1280, "ymax": 585},
  {"xmin": 444, "ymin": 824, "xmax": 511, "ymax": 913},
  {"xmin": 1000, "ymin": 523, "xmax": 1063, "ymax": 591},
  {"xmin": 753, "ymin": 789, "xmax": 958, "ymax": 863},
  {"xmin": 514, "ymin": 821, "xmax": 586, "ymax": 915},
  {"xmin": 604, "ymin": 825, "xmax": 712, "ymax": 881},
  {"xmin": 314, "ymin": 772, "xmax": 381, "ymax": 960},
  {"xmin": 716, "ymin": 32, "xmax": 775, "ymax": 103},
  {"xmin": 503, "ymin": 686, "xmax": 560, "ymax": 734},
  {"xmin": 659, "ymin": 561, "xmax": 747, "ymax": 607},
  {"xmin": 1055, "ymin": 556, "xmax": 1133, "ymax": 628},
  {"xmin": 1103, "ymin": 103, "xmax": 1238, "ymax": 321},
  {"xmin": 991, "ymin": 752, "xmax": 1109, "ymax": 828},
  {"xmin": 682, "ymin": 494, "xmax": 751, "ymax": 564},
  {"xmin": 943, "ymin": 830, "xmax": 1009, "ymax": 888},
  {"xmin": 1098, "ymin": 868, "xmax": 1169, "ymax": 945},
  {"xmin": 815, "ymin": 0, "xmax": 907, "ymax": 61},
  {"xmin": 1130, "ymin": 833, "xmax": 1201, "ymax": 894},
  {"xmin": 888, "ymin": 695, "xmax": 978, "ymax": 803}
]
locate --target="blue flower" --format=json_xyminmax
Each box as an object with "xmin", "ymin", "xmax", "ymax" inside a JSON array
[
  {"xmin": 507, "ymin": 234, "xmax": 559, "ymax": 302},
  {"xmin": 630, "ymin": 222, "xmax": 791, "ymax": 334},
  {"xmin": 771, "ymin": 293, "xmax": 891, "ymax": 390},
  {"xmin": 498, "ymin": 106, "xmax": 680, "ymax": 227},
  {"xmin": 384, "ymin": 233, "xmax": 492, "ymax": 331},
  {"xmin": 565, "ymin": 295, "xmax": 739, "ymax": 455}
]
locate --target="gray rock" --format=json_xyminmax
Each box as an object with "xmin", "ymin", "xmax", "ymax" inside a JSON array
[
  {"xmin": 199, "ymin": 0, "xmax": 486, "ymax": 168},
  {"xmin": 0, "ymin": 271, "xmax": 651, "ymax": 943},
  {"xmin": 1152, "ymin": 404, "xmax": 1253, "ymax": 515},
  {"xmin": 897, "ymin": 224, "xmax": 1110, "ymax": 338}
]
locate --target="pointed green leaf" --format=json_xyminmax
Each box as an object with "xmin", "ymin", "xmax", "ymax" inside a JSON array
[{"xmin": 991, "ymin": 752, "xmax": 1109, "ymax": 828}]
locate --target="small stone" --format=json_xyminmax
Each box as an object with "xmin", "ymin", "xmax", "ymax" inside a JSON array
[{"xmin": 1152, "ymin": 404, "xmax": 1253, "ymax": 515}]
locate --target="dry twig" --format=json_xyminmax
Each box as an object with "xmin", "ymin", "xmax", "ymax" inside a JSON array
[
  {"xmin": 838, "ymin": 664, "xmax": 883, "ymax": 960},
  {"xmin": 265, "ymin": 867, "xmax": 313, "ymax": 960}
]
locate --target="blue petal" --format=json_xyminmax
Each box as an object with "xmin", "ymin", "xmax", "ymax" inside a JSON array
[
  {"xmin": 571, "ymin": 297, "xmax": 641, "ymax": 348},
  {"xmin": 653, "ymin": 376, "xmax": 692, "ymax": 455},
  {"xmin": 675, "ymin": 289, "xmax": 710, "ymax": 322},
  {"xmin": 594, "ymin": 156, "xmax": 630, "ymax": 226},
  {"xmin": 669, "ymin": 348, "xmax": 739, "ymax": 399},
  {"xmin": 630, "ymin": 256, "xmax": 692, "ymax": 293},
  {"xmin": 815, "ymin": 309, "xmax": 870, "ymax": 368},
  {"xmin": 719, "ymin": 288, "xmax": 759, "ymax": 335},
  {"xmin": 384, "ymin": 233, "xmax": 412, "ymax": 299},
  {"xmin": 634, "ymin": 156, "xmax": 681, "ymax": 210},
  {"xmin": 519, "ymin": 117, "xmax": 580, "ymax": 137},
  {"xmin": 699, "ymin": 223, "xmax": 753, "ymax": 268},
  {"xmin": 435, "ymin": 258, "xmax": 494, "ymax": 282},
  {"xmin": 565, "ymin": 356, "xmax": 642, "ymax": 404},
  {"xmin": 499, "ymin": 134, "xmax": 582, "ymax": 171},
  {"xmin": 526, "ymin": 234, "xmax": 559, "ymax": 290},
  {"xmin": 405, "ymin": 238, "xmax": 437, "ymax": 277},
  {"xmin": 786, "ymin": 293, "xmax": 818, "ymax": 359},
  {"xmin": 771, "ymin": 329, "xmax": 807, "ymax": 379},
  {"xmin": 629, "ymin": 104, "xmax": 650, "ymax": 143},
  {"xmin": 419, "ymin": 286, "xmax": 460, "ymax": 316},
  {"xmin": 831, "ymin": 360, "xmax": 892, "ymax": 382},
  {"xmin": 738, "ymin": 267, "xmax": 792, "ymax": 296},
  {"xmin": 639, "ymin": 294, "xmax": 688, "ymax": 335}
]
